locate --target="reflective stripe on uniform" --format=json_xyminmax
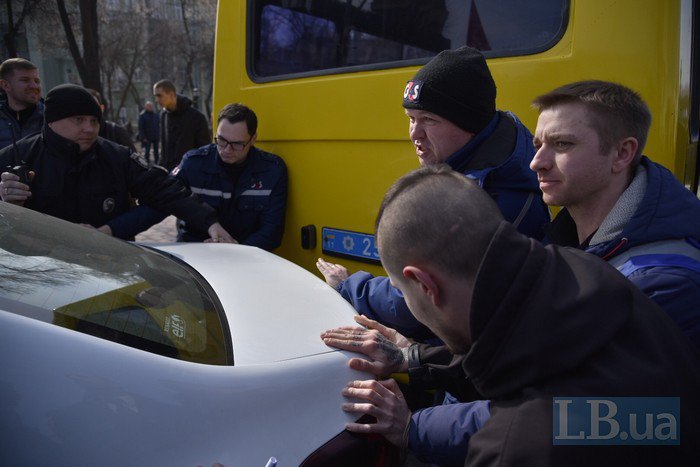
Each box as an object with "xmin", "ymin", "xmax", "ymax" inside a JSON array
[
  {"xmin": 191, "ymin": 187, "xmax": 232, "ymax": 199},
  {"xmin": 240, "ymin": 189, "xmax": 272, "ymax": 196}
]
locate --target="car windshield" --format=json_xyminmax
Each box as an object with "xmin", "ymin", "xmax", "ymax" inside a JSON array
[{"xmin": 0, "ymin": 203, "xmax": 231, "ymax": 365}]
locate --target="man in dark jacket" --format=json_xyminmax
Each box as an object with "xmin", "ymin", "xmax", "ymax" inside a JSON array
[
  {"xmin": 0, "ymin": 58, "xmax": 43, "ymax": 150},
  {"xmin": 0, "ymin": 84, "xmax": 233, "ymax": 242},
  {"xmin": 138, "ymin": 100, "xmax": 159, "ymax": 163},
  {"xmin": 153, "ymin": 79, "xmax": 209, "ymax": 171},
  {"xmin": 316, "ymin": 46, "xmax": 550, "ymax": 340},
  {"xmin": 323, "ymin": 165, "xmax": 700, "ymax": 466},
  {"xmin": 129, "ymin": 103, "xmax": 287, "ymax": 250}
]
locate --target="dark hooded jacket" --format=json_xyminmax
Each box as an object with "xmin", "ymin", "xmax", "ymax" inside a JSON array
[
  {"xmin": 461, "ymin": 222, "xmax": 700, "ymax": 466},
  {"xmin": 159, "ymin": 95, "xmax": 210, "ymax": 171},
  {"xmin": 406, "ymin": 158, "xmax": 700, "ymax": 465}
]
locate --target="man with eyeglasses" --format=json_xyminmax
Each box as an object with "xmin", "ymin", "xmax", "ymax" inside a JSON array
[{"xmin": 132, "ymin": 103, "xmax": 288, "ymax": 249}]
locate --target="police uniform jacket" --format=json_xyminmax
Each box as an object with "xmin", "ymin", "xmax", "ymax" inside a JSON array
[
  {"xmin": 173, "ymin": 143, "xmax": 287, "ymax": 250},
  {"xmin": 0, "ymin": 125, "xmax": 218, "ymax": 233}
]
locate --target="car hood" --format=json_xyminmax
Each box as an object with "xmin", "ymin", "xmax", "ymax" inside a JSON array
[{"xmin": 150, "ymin": 243, "xmax": 359, "ymax": 365}]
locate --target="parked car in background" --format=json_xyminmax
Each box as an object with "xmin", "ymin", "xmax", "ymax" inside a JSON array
[{"xmin": 0, "ymin": 202, "xmax": 398, "ymax": 466}]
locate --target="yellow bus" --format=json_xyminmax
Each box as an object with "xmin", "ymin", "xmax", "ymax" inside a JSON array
[{"xmin": 213, "ymin": 0, "xmax": 699, "ymax": 275}]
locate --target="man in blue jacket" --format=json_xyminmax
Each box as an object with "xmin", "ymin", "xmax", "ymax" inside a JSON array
[
  {"xmin": 317, "ymin": 46, "xmax": 549, "ymax": 339},
  {"xmin": 127, "ymin": 103, "xmax": 288, "ymax": 250},
  {"xmin": 531, "ymin": 80, "xmax": 700, "ymax": 348},
  {"xmin": 0, "ymin": 58, "xmax": 43, "ymax": 150}
]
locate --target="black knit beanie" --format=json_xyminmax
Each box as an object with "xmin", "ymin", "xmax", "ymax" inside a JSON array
[
  {"xmin": 402, "ymin": 46, "xmax": 496, "ymax": 133},
  {"xmin": 45, "ymin": 84, "xmax": 102, "ymax": 124}
]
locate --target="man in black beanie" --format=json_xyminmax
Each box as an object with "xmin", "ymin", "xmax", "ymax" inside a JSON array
[
  {"xmin": 319, "ymin": 46, "xmax": 548, "ymax": 336},
  {"xmin": 0, "ymin": 83, "xmax": 234, "ymax": 242},
  {"xmin": 317, "ymin": 46, "xmax": 551, "ymax": 464}
]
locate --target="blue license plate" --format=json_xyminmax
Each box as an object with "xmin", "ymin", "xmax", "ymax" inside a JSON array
[{"xmin": 321, "ymin": 227, "xmax": 380, "ymax": 264}]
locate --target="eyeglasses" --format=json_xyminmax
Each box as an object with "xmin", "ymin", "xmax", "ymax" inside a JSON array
[{"xmin": 215, "ymin": 134, "xmax": 254, "ymax": 151}]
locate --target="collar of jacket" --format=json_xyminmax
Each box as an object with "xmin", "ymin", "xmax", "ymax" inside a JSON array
[
  {"xmin": 167, "ymin": 94, "xmax": 192, "ymax": 114},
  {"xmin": 445, "ymin": 112, "xmax": 500, "ymax": 172},
  {"xmin": 0, "ymin": 98, "xmax": 44, "ymax": 119},
  {"xmin": 198, "ymin": 144, "xmax": 259, "ymax": 175},
  {"xmin": 462, "ymin": 221, "xmax": 633, "ymax": 398},
  {"xmin": 42, "ymin": 123, "xmax": 96, "ymax": 162},
  {"xmin": 545, "ymin": 156, "xmax": 700, "ymax": 258}
]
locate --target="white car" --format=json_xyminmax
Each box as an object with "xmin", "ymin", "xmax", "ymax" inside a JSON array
[{"xmin": 0, "ymin": 203, "xmax": 397, "ymax": 466}]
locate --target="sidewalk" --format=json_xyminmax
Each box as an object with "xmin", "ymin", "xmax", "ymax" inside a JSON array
[{"xmin": 134, "ymin": 215, "xmax": 177, "ymax": 243}]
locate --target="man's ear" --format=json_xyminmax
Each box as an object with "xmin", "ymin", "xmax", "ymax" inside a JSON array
[
  {"xmin": 611, "ymin": 137, "xmax": 638, "ymax": 174},
  {"xmin": 403, "ymin": 265, "xmax": 441, "ymax": 306}
]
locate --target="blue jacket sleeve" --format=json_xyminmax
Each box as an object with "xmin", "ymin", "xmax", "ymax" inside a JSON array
[
  {"xmin": 626, "ymin": 266, "xmax": 700, "ymax": 350},
  {"xmin": 240, "ymin": 161, "xmax": 288, "ymax": 250},
  {"xmin": 106, "ymin": 204, "xmax": 169, "ymax": 240},
  {"xmin": 107, "ymin": 159, "xmax": 191, "ymax": 240},
  {"xmin": 408, "ymin": 400, "xmax": 491, "ymax": 466},
  {"xmin": 338, "ymin": 272, "xmax": 436, "ymax": 340}
]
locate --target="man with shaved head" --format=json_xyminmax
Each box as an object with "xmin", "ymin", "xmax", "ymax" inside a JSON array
[{"xmin": 323, "ymin": 165, "xmax": 700, "ymax": 465}]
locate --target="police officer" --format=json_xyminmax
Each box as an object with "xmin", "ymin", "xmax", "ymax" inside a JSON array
[{"xmin": 0, "ymin": 83, "xmax": 233, "ymax": 242}]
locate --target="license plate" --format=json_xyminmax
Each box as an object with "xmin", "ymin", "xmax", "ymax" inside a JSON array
[{"xmin": 321, "ymin": 227, "xmax": 380, "ymax": 264}]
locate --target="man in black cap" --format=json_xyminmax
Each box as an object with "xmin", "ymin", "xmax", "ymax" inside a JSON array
[
  {"xmin": 318, "ymin": 46, "xmax": 549, "ymax": 338},
  {"xmin": 0, "ymin": 83, "xmax": 234, "ymax": 242},
  {"xmin": 315, "ymin": 45, "xmax": 550, "ymax": 464}
]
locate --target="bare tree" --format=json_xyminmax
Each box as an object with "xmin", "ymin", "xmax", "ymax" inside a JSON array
[
  {"xmin": 178, "ymin": 0, "xmax": 216, "ymax": 113},
  {"xmin": 55, "ymin": 0, "xmax": 102, "ymax": 94},
  {"xmin": 2, "ymin": 0, "xmax": 45, "ymax": 57},
  {"xmin": 99, "ymin": 3, "xmax": 154, "ymax": 120}
]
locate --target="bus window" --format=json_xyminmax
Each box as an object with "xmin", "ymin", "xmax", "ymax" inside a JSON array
[{"xmin": 249, "ymin": 0, "xmax": 569, "ymax": 81}]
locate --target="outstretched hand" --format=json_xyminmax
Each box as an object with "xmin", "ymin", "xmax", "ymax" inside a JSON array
[
  {"xmin": 316, "ymin": 257, "xmax": 350, "ymax": 288},
  {"xmin": 321, "ymin": 314, "xmax": 411, "ymax": 376},
  {"xmin": 342, "ymin": 378, "xmax": 411, "ymax": 446}
]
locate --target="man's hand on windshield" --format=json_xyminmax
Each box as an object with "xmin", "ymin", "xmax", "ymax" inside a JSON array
[
  {"xmin": 321, "ymin": 315, "xmax": 411, "ymax": 377},
  {"xmin": 316, "ymin": 257, "xmax": 350, "ymax": 289}
]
